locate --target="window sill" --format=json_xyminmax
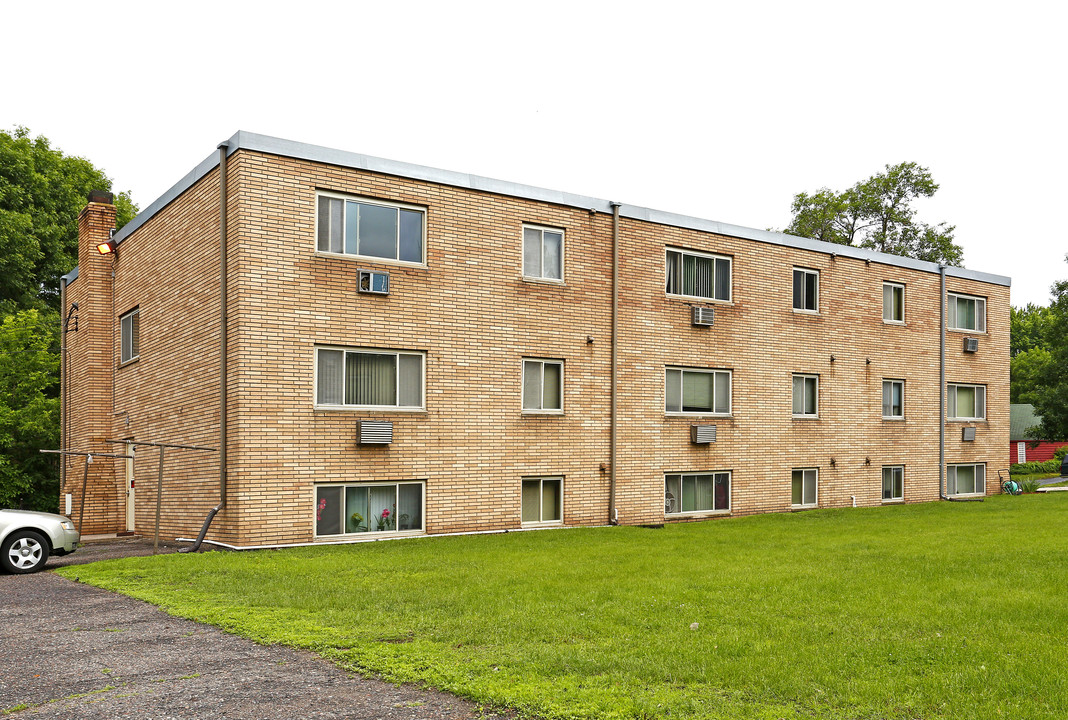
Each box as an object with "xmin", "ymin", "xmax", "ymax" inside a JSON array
[
  {"xmin": 882, "ymin": 498, "xmax": 905, "ymax": 504},
  {"xmin": 314, "ymin": 529, "xmax": 426, "ymax": 542},
  {"xmin": 665, "ymin": 412, "xmax": 732, "ymax": 419},
  {"xmin": 521, "ymin": 520, "xmax": 564, "ymax": 528},
  {"xmin": 521, "ymin": 276, "xmax": 566, "ymax": 287},
  {"xmin": 946, "ymin": 418, "xmax": 987, "ymax": 423},
  {"xmin": 791, "ymin": 309, "xmax": 820, "ymax": 316},
  {"xmin": 522, "ymin": 410, "xmax": 564, "ymax": 416},
  {"xmin": 666, "ymin": 294, "xmax": 733, "ymax": 306},
  {"xmin": 667, "ymin": 509, "xmax": 730, "ymax": 519},
  {"xmin": 882, "ymin": 319, "xmax": 905, "ymax": 326},
  {"xmin": 792, "ymin": 415, "xmax": 819, "ymax": 420},
  {"xmin": 118, "ymin": 357, "xmax": 140, "ymax": 369},
  {"xmin": 314, "ymin": 405, "xmax": 426, "ymax": 413},
  {"xmin": 882, "ymin": 416, "xmax": 906, "ymax": 421},
  {"xmin": 791, "ymin": 504, "xmax": 818, "ymax": 510},
  {"xmin": 315, "ymin": 251, "xmax": 427, "ymax": 270},
  {"xmin": 947, "ymin": 328, "xmax": 986, "ymax": 335}
]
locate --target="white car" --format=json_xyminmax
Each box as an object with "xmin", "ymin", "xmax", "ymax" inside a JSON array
[{"xmin": 0, "ymin": 509, "xmax": 80, "ymax": 574}]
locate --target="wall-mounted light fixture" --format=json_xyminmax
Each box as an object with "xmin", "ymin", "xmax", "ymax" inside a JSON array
[{"xmin": 97, "ymin": 228, "xmax": 118, "ymax": 255}]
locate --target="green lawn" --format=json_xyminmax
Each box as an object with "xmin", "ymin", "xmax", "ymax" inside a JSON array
[{"xmin": 57, "ymin": 495, "xmax": 1068, "ymax": 719}]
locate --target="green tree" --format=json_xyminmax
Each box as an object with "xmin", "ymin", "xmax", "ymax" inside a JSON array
[
  {"xmin": 0, "ymin": 127, "xmax": 138, "ymax": 510},
  {"xmin": 1031, "ymin": 258, "xmax": 1068, "ymax": 440},
  {"xmin": 785, "ymin": 162, "xmax": 964, "ymax": 266},
  {"xmin": 0, "ymin": 310, "xmax": 59, "ymax": 509},
  {"xmin": 0, "ymin": 126, "xmax": 136, "ymax": 312},
  {"xmin": 1009, "ymin": 304, "xmax": 1056, "ymax": 404}
]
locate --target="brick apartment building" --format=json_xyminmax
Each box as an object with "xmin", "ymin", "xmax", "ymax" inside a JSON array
[{"xmin": 61, "ymin": 132, "xmax": 1010, "ymax": 547}]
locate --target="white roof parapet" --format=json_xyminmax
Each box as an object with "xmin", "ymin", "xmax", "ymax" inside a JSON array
[{"xmin": 101, "ymin": 130, "xmax": 1008, "ymax": 288}]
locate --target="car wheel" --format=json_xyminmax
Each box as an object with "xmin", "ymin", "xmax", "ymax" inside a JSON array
[{"xmin": 1, "ymin": 530, "xmax": 50, "ymax": 574}]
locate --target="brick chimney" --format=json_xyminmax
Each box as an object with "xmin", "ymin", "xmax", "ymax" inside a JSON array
[{"xmin": 64, "ymin": 191, "xmax": 121, "ymax": 533}]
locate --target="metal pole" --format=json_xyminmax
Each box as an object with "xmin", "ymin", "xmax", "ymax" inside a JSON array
[
  {"xmin": 608, "ymin": 201, "xmax": 621, "ymax": 525},
  {"xmin": 79, "ymin": 455, "xmax": 90, "ymax": 535},
  {"xmin": 155, "ymin": 445, "xmax": 164, "ymax": 554},
  {"xmin": 59, "ymin": 277, "xmax": 66, "ymax": 507},
  {"xmin": 939, "ymin": 264, "xmax": 947, "ymax": 498}
]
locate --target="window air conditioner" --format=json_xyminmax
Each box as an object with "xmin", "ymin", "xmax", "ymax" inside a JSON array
[
  {"xmin": 691, "ymin": 307, "xmax": 715, "ymax": 327},
  {"xmin": 963, "ymin": 337, "xmax": 978, "ymax": 353},
  {"xmin": 359, "ymin": 270, "xmax": 390, "ymax": 295},
  {"xmin": 358, "ymin": 420, "xmax": 393, "ymax": 444},
  {"xmin": 691, "ymin": 425, "xmax": 717, "ymax": 444}
]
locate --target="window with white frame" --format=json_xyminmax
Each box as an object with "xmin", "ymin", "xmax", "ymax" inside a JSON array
[
  {"xmin": 792, "ymin": 268, "xmax": 819, "ymax": 312},
  {"xmin": 666, "ymin": 248, "xmax": 731, "ymax": 302},
  {"xmin": 521, "ymin": 477, "xmax": 562, "ymax": 524},
  {"xmin": 792, "ymin": 374, "xmax": 818, "ymax": 417},
  {"xmin": 665, "ymin": 472, "xmax": 731, "ymax": 514},
  {"xmin": 522, "ymin": 359, "xmax": 563, "ymax": 413},
  {"xmin": 882, "ymin": 379, "xmax": 904, "ymax": 419},
  {"xmin": 665, "ymin": 367, "xmax": 731, "ymax": 415},
  {"xmin": 947, "ymin": 383, "xmax": 986, "ymax": 421},
  {"xmin": 883, "ymin": 282, "xmax": 905, "ymax": 323},
  {"xmin": 315, "ymin": 482, "xmax": 423, "ymax": 536},
  {"xmin": 120, "ymin": 308, "xmax": 140, "ymax": 363},
  {"xmin": 317, "ymin": 194, "xmax": 425, "ymax": 264},
  {"xmin": 947, "ymin": 463, "xmax": 985, "ymax": 496},
  {"xmin": 315, "ymin": 347, "xmax": 424, "ymax": 409},
  {"xmin": 947, "ymin": 292, "xmax": 986, "ymax": 332},
  {"xmin": 882, "ymin": 466, "xmax": 904, "ymax": 501},
  {"xmin": 522, "ymin": 225, "xmax": 564, "ymax": 281},
  {"xmin": 791, "ymin": 468, "xmax": 818, "ymax": 507}
]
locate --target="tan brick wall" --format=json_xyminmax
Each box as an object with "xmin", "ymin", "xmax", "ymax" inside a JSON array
[{"xmin": 68, "ymin": 148, "xmax": 1010, "ymax": 546}]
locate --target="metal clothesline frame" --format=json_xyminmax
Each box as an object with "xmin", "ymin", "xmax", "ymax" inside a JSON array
[
  {"xmin": 39, "ymin": 450, "xmax": 134, "ymax": 535},
  {"xmin": 104, "ymin": 439, "xmax": 217, "ymax": 553}
]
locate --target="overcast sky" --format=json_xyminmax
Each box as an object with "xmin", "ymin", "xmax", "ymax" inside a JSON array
[{"xmin": 3, "ymin": 0, "xmax": 1065, "ymax": 307}]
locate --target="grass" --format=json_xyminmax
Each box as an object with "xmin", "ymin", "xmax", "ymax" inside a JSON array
[{"xmin": 57, "ymin": 495, "xmax": 1068, "ymax": 719}]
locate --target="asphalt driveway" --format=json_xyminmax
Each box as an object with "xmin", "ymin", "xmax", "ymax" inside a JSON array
[{"xmin": 0, "ymin": 541, "xmax": 509, "ymax": 719}]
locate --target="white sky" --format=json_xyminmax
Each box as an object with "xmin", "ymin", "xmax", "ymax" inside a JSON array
[{"xmin": 3, "ymin": 0, "xmax": 1065, "ymax": 307}]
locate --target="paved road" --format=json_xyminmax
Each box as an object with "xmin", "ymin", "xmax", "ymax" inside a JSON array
[{"xmin": 0, "ymin": 544, "xmax": 508, "ymax": 719}]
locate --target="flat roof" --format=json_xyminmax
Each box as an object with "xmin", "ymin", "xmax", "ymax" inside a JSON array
[{"xmin": 66, "ymin": 131, "xmax": 1010, "ymax": 288}]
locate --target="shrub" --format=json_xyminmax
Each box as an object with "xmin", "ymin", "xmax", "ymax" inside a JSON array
[
  {"xmin": 1019, "ymin": 478, "xmax": 1041, "ymax": 493},
  {"xmin": 1010, "ymin": 459, "xmax": 1060, "ymax": 475}
]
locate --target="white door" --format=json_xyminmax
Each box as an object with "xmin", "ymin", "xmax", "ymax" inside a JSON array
[{"xmin": 125, "ymin": 443, "xmax": 135, "ymax": 532}]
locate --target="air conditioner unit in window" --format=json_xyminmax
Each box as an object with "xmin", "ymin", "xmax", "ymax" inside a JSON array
[
  {"xmin": 691, "ymin": 424, "xmax": 717, "ymax": 444},
  {"xmin": 691, "ymin": 307, "xmax": 715, "ymax": 327},
  {"xmin": 961, "ymin": 427, "xmax": 976, "ymax": 442},
  {"xmin": 963, "ymin": 337, "xmax": 978, "ymax": 353},
  {"xmin": 358, "ymin": 270, "xmax": 389, "ymax": 295},
  {"xmin": 358, "ymin": 420, "xmax": 393, "ymax": 445}
]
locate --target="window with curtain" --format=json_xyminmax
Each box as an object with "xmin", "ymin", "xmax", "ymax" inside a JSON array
[
  {"xmin": 522, "ymin": 359, "xmax": 563, "ymax": 412},
  {"xmin": 883, "ymin": 282, "xmax": 905, "ymax": 322},
  {"xmin": 792, "ymin": 268, "xmax": 819, "ymax": 312},
  {"xmin": 120, "ymin": 308, "xmax": 140, "ymax": 363},
  {"xmin": 522, "ymin": 225, "xmax": 564, "ymax": 281},
  {"xmin": 947, "ymin": 292, "xmax": 986, "ymax": 332},
  {"xmin": 791, "ymin": 468, "xmax": 818, "ymax": 507},
  {"xmin": 947, "ymin": 383, "xmax": 986, "ymax": 420},
  {"xmin": 315, "ymin": 482, "xmax": 424, "ymax": 536},
  {"xmin": 792, "ymin": 374, "xmax": 818, "ymax": 417},
  {"xmin": 665, "ymin": 368, "xmax": 731, "ymax": 414},
  {"xmin": 665, "ymin": 472, "xmax": 730, "ymax": 514},
  {"xmin": 317, "ymin": 194, "xmax": 425, "ymax": 264},
  {"xmin": 521, "ymin": 477, "xmax": 563, "ymax": 524},
  {"xmin": 947, "ymin": 464, "xmax": 985, "ymax": 496},
  {"xmin": 316, "ymin": 347, "xmax": 423, "ymax": 409},
  {"xmin": 882, "ymin": 379, "xmax": 904, "ymax": 419},
  {"xmin": 882, "ymin": 466, "xmax": 904, "ymax": 501},
  {"xmin": 665, "ymin": 248, "xmax": 731, "ymax": 301}
]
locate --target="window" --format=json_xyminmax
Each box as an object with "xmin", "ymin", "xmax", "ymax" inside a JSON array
[
  {"xmin": 120, "ymin": 308, "xmax": 139, "ymax": 363},
  {"xmin": 791, "ymin": 468, "xmax": 818, "ymax": 507},
  {"xmin": 522, "ymin": 359, "xmax": 563, "ymax": 413},
  {"xmin": 316, "ymin": 347, "xmax": 424, "ymax": 409},
  {"xmin": 521, "ymin": 477, "xmax": 562, "ymax": 524},
  {"xmin": 947, "ymin": 292, "xmax": 986, "ymax": 332},
  {"xmin": 666, "ymin": 248, "xmax": 731, "ymax": 302},
  {"xmin": 665, "ymin": 472, "xmax": 731, "ymax": 514},
  {"xmin": 947, "ymin": 463, "xmax": 985, "ymax": 496},
  {"xmin": 792, "ymin": 268, "xmax": 819, "ymax": 312},
  {"xmin": 883, "ymin": 282, "xmax": 904, "ymax": 323},
  {"xmin": 317, "ymin": 194, "xmax": 425, "ymax": 264},
  {"xmin": 666, "ymin": 368, "xmax": 731, "ymax": 415},
  {"xmin": 882, "ymin": 379, "xmax": 904, "ymax": 419},
  {"xmin": 947, "ymin": 383, "xmax": 986, "ymax": 421},
  {"xmin": 792, "ymin": 374, "xmax": 818, "ymax": 417},
  {"xmin": 315, "ymin": 482, "xmax": 423, "ymax": 536},
  {"xmin": 882, "ymin": 466, "xmax": 904, "ymax": 501},
  {"xmin": 522, "ymin": 225, "xmax": 564, "ymax": 281}
]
